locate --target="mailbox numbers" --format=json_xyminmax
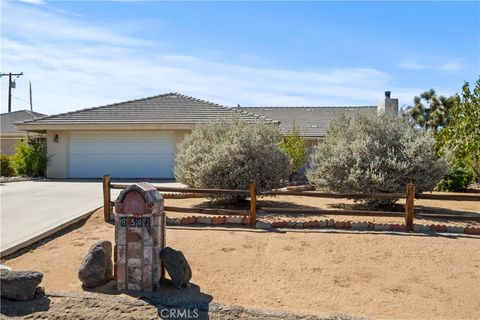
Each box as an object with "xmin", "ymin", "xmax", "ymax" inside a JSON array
[
  {"xmin": 119, "ymin": 217, "xmax": 151, "ymax": 228},
  {"xmin": 130, "ymin": 218, "xmax": 143, "ymax": 228}
]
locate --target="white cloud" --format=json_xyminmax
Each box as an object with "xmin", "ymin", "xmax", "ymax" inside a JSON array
[
  {"xmin": 3, "ymin": 4, "xmax": 155, "ymax": 47},
  {"xmin": 397, "ymin": 59, "xmax": 465, "ymax": 71},
  {"xmin": 17, "ymin": 0, "xmax": 45, "ymax": 5},
  {"xmin": 1, "ymin": 2, "xmax": 433, "ymax": 115}
]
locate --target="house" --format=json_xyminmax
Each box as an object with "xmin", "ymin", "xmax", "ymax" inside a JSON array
[
  {"xmin": 0, "ymin": 110, "xmax": 46, "ymax": 155},
  {"xmin": 16, "ymin": 92, "xmax": 398, "ymax": 179},
  {"xmin": 15, "ymin": 93, "xmax": 275, "ymax": 179}
]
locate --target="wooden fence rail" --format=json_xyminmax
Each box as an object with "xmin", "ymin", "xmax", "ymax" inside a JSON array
[
  {"xmin": 110, "ymin": 183, "xmax": 250, "ymax": 195},
  {"xmin": 163, "ymin": 206, "xmax": 249, "ymax": 216},
  {"xmin": 102, "ymin": 175, "xmax": 478, "ymax": 230},
  {"xmin": 415, "ymin": 193, "xmax": 480, "ymax": 201},
  {"xmin": 415, "ymin": 213, "xmax": 480, "ymax": 221},
  {"xmin": 260, "ymin": 190, "xmax": 407, "ymax": 200},
  {"xmin": 259, "ymin": 207, "xmax": 405, "ymax": 217}
]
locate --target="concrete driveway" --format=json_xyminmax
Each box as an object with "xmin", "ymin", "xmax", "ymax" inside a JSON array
[{"xmin": 0, "ymin": 179, "xmax": 183, "ymax": 256}]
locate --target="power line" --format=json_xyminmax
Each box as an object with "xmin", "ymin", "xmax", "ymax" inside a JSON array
[{"xmin": 12, "ymin": 96, "xmax": 57, "ymax": 114}]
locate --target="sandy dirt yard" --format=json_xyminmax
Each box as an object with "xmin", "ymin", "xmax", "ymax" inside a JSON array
[{"xmin": 3, "ymin": 196, "xmax": 480, "ymax": 320}]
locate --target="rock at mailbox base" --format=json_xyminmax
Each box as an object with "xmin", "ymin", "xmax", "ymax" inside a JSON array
[
  {"xmin": 161, "ymin": 247, "xmax": 192, "ymax": 288},
  {"xmin": 78, "ymin": 240, "xmax": 113, "ymax": 288},
  {"xmin": 1, "ymin": 269, "xmax": 43, "ymax": 301}
]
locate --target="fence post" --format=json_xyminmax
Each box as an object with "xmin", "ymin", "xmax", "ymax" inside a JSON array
[
  {"xmin": 249, "ymin": 180, "xmax": 256, "ymax": 227},
  {"xmin": 103, "ymin": 175, "xmax": 112, "ymax": 222},
  {"xmin": 405, "ymin": 182, "xmax": 415, "ymax": 231}
]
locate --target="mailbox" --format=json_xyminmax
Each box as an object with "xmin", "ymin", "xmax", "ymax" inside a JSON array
[{"xmin": 114, "ymin": 183, "xmax": 165, "ymax": 291}]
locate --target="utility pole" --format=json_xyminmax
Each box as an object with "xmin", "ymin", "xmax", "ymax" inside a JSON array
[
  {"xmin": 1, "ymin": 72, "xmax": 23, "ymax": 112},
  {"xmin": 29, "ymin": 81, "xmax": 33, "ymax": 112}
]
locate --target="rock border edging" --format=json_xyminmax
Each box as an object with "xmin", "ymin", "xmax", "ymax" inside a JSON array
[{"xmin": 166, "ymin": 216, "xmax": 480, "ymax": 235}]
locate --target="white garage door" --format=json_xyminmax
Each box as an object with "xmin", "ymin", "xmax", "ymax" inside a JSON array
[{"xmin": 69, "ymin": 131, "xmax": 176, "ymax": 178}]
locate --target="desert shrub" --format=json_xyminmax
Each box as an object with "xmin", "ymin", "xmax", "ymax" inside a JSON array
[
  {"xmin": 436, "ymin": 163, "xmax": 476, "ymax": 192},
  {"xmin": 13, "ymin": 137, "xmax": 48, "ymax": 177},
  {"xmin": 174, "ymin": 119, "xmax": 291, "ymax": 201},
  {"xmin": 280, "ymin": 126, "xmax": 308, "ymax": 173},
  {"xmin": 307, "ymin": 113, "xmax": 448, "ymax": 206},
  {"xmin": 0, "ymin": 154, "xmax": 15, "ymax": 177}
]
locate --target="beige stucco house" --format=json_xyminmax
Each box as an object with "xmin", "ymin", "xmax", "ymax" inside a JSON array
[
  {"xmin": 15, "ymin": 94, "xmax": 276, "ymax": 179},
  {"xmin": 1, "ymin": 110, "xmax": 46, "ymax": 155},
  {"xmin": 16, "ymin": 92, "xmax": 398, "ymax": 179}
]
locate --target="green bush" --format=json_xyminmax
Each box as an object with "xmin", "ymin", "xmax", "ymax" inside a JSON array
[
  {"xmin": 174, "ymin": 119, "xmax": 291, "ymax": 201},
  {"xmin": 280, "ymin": 126, "xmax": 308, "ymax": 173},
  {"xmin": 307, "ymin": 112, "xmax": 448, "ymax": 207},
  {"xmin": 436, "ymin": 79, "xmax": 480, "ymax": 178},
  {"xmin": 13, "ymin": 137, "xmax": 48, "ymax": 177},
  {"xmin": 0, "ymin": 154, "xmax": 15, "ymax": 177},
  {"xmin": 436, "ymin": 163, "xmax": 476, "ymax": 192}
]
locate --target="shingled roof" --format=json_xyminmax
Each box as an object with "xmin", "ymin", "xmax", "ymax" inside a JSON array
[
  {"xmin": 238, "ymin": 106, "xmax": 376, "ymax": 138},
  {"xmin": 1, "ymin": 110, "xmax": 46, "ymax": 133},
  {"xmin": 18, "ymin": 93, "xmax": 275, "ymax": 126}
]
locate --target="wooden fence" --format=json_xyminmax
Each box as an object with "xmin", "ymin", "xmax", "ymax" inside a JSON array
[{"xmin": 103, "ymin": 175, "xmax": 480, "ymax": 231}]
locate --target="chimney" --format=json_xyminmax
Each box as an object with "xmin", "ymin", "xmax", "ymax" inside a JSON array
[{"xmin": 377, "ymin": 91, "xmax": 398, "ymax": 114}]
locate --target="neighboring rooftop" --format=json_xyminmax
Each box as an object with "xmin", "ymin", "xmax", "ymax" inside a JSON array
[
  {"xmin": 1, "ymin": 110, "xmax": 46, "ymax": 133},
  {"xmin": 17, "ymin": 93, "xmax": 276, "ymax": 126},
  {"xmin": 238, "ymin": 106, "xmax": 376, "ymax": 138}
]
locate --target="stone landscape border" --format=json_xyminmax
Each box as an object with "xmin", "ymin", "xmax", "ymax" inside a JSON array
[{"xmin": 166, "ymin": 216, "xmax": 480, "ymax": 236}]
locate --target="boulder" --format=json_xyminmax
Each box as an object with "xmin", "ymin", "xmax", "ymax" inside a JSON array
[
  {"xmin": 1, "ymin": 269, "xmax": 43, "ymax": 301},
  {"xmin": 78, "ymin": 240, "xmax": 113, "ymax": 288},
  {"xmin": 161, "ymin": 247, "xmax": 192, "ymax": 288}
]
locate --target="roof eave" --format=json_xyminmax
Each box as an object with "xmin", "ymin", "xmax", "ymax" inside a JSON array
[{"xmin": 15, "ymin": 122, "xmax": 202, "ymax": 131}]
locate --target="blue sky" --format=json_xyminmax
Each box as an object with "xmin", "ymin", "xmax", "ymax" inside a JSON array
[{"xmin": 1, "ymin": 1, "xmax": 479, "ymax": 115}]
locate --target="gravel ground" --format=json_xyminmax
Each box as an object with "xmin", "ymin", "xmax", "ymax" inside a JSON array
[
  {"xmin": 0, "ymin": 176, "xmax": 42, "ymax": 183},
  {"xmin": 1, "ymin": 291, "xmax": 366, "ymax": 320}
]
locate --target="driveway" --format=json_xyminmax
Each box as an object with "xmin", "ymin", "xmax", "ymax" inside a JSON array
[{"xmin": 0, "ymin": 179, "xmax": 183, "ymax": 256}]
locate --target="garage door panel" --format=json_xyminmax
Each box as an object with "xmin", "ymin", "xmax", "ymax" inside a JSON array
[
  {"xmin": 68, "ymin": 131, "xmax": 176, "ymax": 178},
  {"xmin": 70, "ymin": 148, "xmax": 174, "ymax": 155},
  {"xmin": 70, "ymin": 141, "xmax": 174, "ymax": 151}
]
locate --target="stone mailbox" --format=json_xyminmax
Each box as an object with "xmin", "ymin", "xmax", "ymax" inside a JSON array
[{"xmin": 114, "ymin": 183, "xmax": 165, "ymax": 291}]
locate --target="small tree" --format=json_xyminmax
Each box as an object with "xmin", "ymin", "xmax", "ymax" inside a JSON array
[
  {"xmin": 175, "ymin": 119, "xmax": 291, "ymax": 201},
  {"xmin": 13, "ymin": 137, "xmax": 48, "ymax": 177},
  {"xmin": 280, "ymin": 126, "xmax": 308, "ymax": 173},
  {"xmin": 307, "ymin": 113, "xmax": 448, "ymax": 206},
  {"xmin": 437, "ymin": 79, "xmax": 480, "ymax": 178},
  {"xmin": 403, "ymin": 89, "xmax": 456, "ymax": 132}
]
